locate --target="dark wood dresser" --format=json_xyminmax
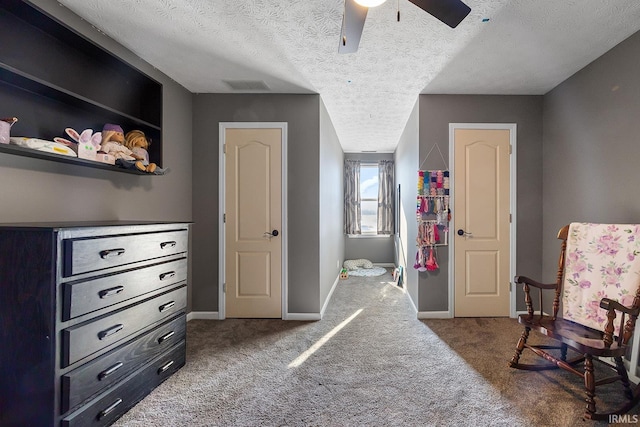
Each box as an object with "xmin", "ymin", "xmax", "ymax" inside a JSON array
[{"xmin": 0, "ymin": 221, "xmax": 190, "ymax": 426}]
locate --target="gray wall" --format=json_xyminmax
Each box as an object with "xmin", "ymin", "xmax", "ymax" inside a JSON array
[
  {"xmin": 344, "ymin": 153, "xmax": 394, "ymax": 162},
  {"xmin": 0, "ymin": 0, "xmax": 192, "ymax": 223},
  {"xmin": 344, "ymin": 236, "xmax": 394, "ymax": 263},
  {"xmin": 542, "ymin": 30, "xmax": 640, "ymax": 286},
  {"xmin": 319, "ymin": 99, "xmax": 345, "ymax": 309},
  {"xmin": 343, "ymin": 152, "xmax": 395, "ymax": 263},
  {"xmin": 0, "ymin": 0, "xmax": 194, "ymax": 304},
  {"xmin": 417, "ymin": 95, "xmax": 544, "ymax": 312},
  {"xmin": 3, "ymin": 2, "xmax": 342, "ymax": 318},
  {"xmin": 394, "ymin": 100, "xmax": 420, "ymax": 307},
  {"xmin": 192, "ymin": 94, "xmax": 322, "ymax": 314},
  {"xmin": 0, "ymin": 0, "xmax": 193, "ymax": 309}
]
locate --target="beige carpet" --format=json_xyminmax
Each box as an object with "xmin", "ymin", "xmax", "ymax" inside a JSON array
[{"xmin": 113, "ymin": 270, "xmax": 639, "ymax": 426}]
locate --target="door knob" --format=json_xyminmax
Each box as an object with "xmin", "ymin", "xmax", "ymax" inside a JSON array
[
  {"xmin": 264, "ymin": 230, "xmax": 279, "ymax": 237},
  {"xmin": 457, "ymin": 229, "xmax": 473, "ymax": 237}
]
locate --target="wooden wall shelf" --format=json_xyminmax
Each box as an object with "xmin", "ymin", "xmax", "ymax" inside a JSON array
[{"xmin": 0, "ymin": 143, "xmax": 152, "ymax": 175}]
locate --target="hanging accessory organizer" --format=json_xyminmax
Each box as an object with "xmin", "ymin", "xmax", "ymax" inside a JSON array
[{"xmin": 414, "ymin": 143, "xmax": 450, "ymax": 272}]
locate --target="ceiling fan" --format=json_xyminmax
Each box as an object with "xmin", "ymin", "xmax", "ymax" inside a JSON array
[{"xmin": 339, "ymin": 0, "xmax": 471, "ymax": 53}]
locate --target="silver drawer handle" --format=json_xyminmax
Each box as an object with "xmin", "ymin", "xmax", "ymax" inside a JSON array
[
  {"xmin": 98, "ymin": 398, "xmax": 123, "ymax": 420},
  {"xmin": 99, "ymin": 248, "xmax": 126, "ymax": 259},
  {"xmin": 98, "ymin": 286, "xmax": 124, "ymax": 299},
  {"xmin": 98, "ymin": 324, "xmax": 124, "ymax": 340},
  {"xmin": 160, "ymin": 241, "xmax": 177, "ymax": 249},
  {"xmin": 157, "ymin": 360, "xmax": 174, "ymax": 374},
  {"xmin": 98, "ymin": 361, "xmax": 124, "ymax": 381},
  {"xmin": 159, "ymin": 301, "xmax": 175, "ymax": 313},
  {"xmin": 159, "ymin": 271, "xmax": 176, "ymax": 281},
  {"xmin": 158, "ymin": 331, "xmax": 175, "ymax": 344}
]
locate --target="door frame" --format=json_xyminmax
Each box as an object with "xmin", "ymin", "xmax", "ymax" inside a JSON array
[
  {"xmin": 218, "ymin": 122, "xmax": 288, "ymax": 320},
  {"xmin": 448, "ymin": 123, "xmax": 517, "ymax": 318}
]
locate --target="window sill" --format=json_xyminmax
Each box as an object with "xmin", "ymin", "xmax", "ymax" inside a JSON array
[{"xmin": 347, "ymin": 234, "xmax": 393, "ymax": 239}]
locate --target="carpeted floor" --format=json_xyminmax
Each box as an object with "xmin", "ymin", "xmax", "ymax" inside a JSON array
[{"xmin": 113, "ymin": 270, "xmax": 640, "ymax": 426}]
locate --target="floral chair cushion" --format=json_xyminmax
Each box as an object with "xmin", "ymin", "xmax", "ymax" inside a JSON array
[{"xmin": 562, "ymin": 223, "xmax": 640, "ymax": 334}]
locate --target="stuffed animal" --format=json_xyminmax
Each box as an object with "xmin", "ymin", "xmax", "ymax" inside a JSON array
[
  {"xmin": 55, "ymin": 128, "xmax": 103, "ymax": 161},
  {"xmin": 124, "ymin": 130, "xmax": 157, "ymax": 173},
  {"xmin": 100, "ymin": 123, "xmax": 141, "ymax": 162},
  {"xmin": 343, "ymin": 259, "xmax": 374, "ymax": 271}
]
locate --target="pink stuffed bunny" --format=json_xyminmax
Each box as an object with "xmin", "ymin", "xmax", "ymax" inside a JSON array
[{"xmin": 55, "ymin": 128, "xmax": 102, "ymax": 161}]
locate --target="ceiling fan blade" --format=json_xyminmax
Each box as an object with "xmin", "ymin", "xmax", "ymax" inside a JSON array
[
  {"xmin": 338, "ymin": 0, "xmax": 368, "ymax": 54},
  {"xmin": 408, "ymin": 0, "xmax": 471, "ymax": 28}
]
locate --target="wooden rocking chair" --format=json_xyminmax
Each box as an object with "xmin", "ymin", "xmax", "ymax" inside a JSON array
[{"xmin": 509, "ymin": 223, "xmax": 640, "ymax": 420}]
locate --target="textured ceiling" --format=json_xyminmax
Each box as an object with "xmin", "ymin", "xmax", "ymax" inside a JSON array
[{"xmin": 57, "ymin": 0, "xmax": 640, "ymax": 152}]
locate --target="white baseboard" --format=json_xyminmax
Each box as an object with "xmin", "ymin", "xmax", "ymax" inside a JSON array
[
  {"xmin": 374, "ymin": 263, "xmax": 396, "ymax": 268},
  {"xmin": 188, "ymin": 310, "xmax": 321, "ymax": 321},
  {"xmin": 415, "ymin": 310, "xmax": 540, "ymax": 320},
  {"xmin": 319, "ymin": 274, "xmax": 341, "ymax": 319},
  {"xmin": 187, "ymin": 311, "xmax": 220, "ymax": 321},
  {"xmin": 406, "ymin": 293, "xmax": 418, "ymax": 313},
  {"xmin": 417, "ymin": 311, "xmax": 452, "ymax": 319},
  {"xmin": 286, "ymin": 313, "xmax": 321, "ymax": 321}
]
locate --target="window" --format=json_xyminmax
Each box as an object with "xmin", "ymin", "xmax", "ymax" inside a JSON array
[
  {"xmin": 360, "ymin": 164, "xmax": 379, "ymax": 234},
  {"xmin": 344, "ymin": 159, "xmax": 393, "ymax": 236}
]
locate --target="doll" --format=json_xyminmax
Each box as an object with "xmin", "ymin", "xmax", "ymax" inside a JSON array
[
  {"xmin": 100, "ymin": 123, "xmax": 142, "ymax": 162},
  {"xmin": 124, "ymin": 130, "xmax": 157, "ymax": 173}
]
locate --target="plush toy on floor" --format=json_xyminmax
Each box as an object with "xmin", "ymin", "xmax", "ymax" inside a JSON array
[
  {"xmin": 343, "ymin": 259, "xmax": 374, "ymax": 271},
  {"xmin": 124, "ymin": 130, "xmax": 157, "ymax": 173}
]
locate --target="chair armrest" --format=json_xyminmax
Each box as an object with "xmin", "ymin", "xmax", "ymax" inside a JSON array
[
  {"xmin": 514, "ymin": 275, "xmax": 556, "ymax": 290},
  {"xmin": 599, "ymin": 298, "xmax": 640, "ymax": 348},
  {"xmin": 600, "ymin": 298, "xmax": 640, "ymax": 317},
  {"xmin": 515, "ymin": 276, "xmax": 559, "ymax": 319}
]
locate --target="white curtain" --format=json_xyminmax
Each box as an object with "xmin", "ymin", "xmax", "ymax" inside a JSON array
[
  {"xmin": 344, "ymin": 160, "xmax": 361, "ymax": 235},
  {"xmin": 377, "ymin": 160, "xmax": 394, "ymax": 235}
]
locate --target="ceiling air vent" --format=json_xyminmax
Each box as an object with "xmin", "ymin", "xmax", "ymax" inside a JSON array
[{"xmin": 223, "ymin": 80, "xmax": 270, "ymax": 91}]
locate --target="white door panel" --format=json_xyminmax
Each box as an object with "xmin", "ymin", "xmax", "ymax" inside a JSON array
[
  {"xmin": 454, "ymin": 128, "xmax": 511, "ymax": 317},
  {"xmin": 225, "ymin": 128, "xmax": 282, "ymax": 318}
]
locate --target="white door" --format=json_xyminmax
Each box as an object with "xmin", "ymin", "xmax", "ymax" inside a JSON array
[
  {"xmin": 453, "ymin": 127, "xmax": 512, "ymax": 317},
  {"xmin": 223, "ymin": 126, "xmax": 283, "ymax": 318}
]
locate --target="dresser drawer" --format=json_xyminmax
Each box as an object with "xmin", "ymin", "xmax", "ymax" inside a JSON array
[
  {"xmin": 62, "ymin": 342, "xmax": 185, "ymax": 427},
  {"xmin": 61, "ymin": 314, "xmax": 186, "ymax": 413},
  {"xmin": 63, "ymin": 259, "xmax": 187, "ymax": 321},
  {"xmin": 62, "ymin": 286, "xmax": 186, "ymax": 367},
  {"xmin": 63, "ymin": 229, "xmax": 188, "ymax": 277}
]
